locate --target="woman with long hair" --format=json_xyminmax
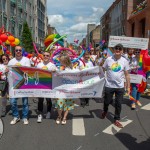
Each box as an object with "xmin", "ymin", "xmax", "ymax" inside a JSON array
[{"xmin": 0, "ymin": 54, "xmax": 10, "ymax": 117}]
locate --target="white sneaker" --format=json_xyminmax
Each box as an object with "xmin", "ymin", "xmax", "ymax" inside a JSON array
[
  {"xmin": 37, "ymin": 114, "xmax": 42, "ymax": 123},
  {"xmin": 46, "ymin": 112, "xmax": 51, "ymax": 119},
  {"xmin": 10, "ymin": 117, "xmax": 20, "ymax": 125},
  {"xmin": 23, "ymin": 118, "xmax": 29, "ymax": 125}
]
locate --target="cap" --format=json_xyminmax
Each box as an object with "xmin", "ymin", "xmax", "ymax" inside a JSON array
[{"xmin": 114, "ymin": 43, "xmax": 124, "ymax": 50}]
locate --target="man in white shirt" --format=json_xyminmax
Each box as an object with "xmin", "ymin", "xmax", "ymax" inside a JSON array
[
  {"xmin": 101, "ymin": 44, "xmax": 130, "ymax": 128},
  {"xmin": 8, "ymin": 46, "xmax": 31, "ymax": 125},
  {"xmin": 36, "ymin": 51, "xmax": 56, "ymax": 123}
]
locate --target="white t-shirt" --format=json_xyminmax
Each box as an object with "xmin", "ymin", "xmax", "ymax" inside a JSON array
[
  {"xmin": 130, "ymin": 57, "xmax": 139, "ymax": 74},
  {"xmin": 37, "ymin": 62, "xmax": 57, "ymax": 71},
  {"xmin": 8, "ymin": 57, "xmax": 31, "ymax": 67},
  {"xmin": 103, "ymin": 56, "xmax": 130, "ymax": 88},
  {"xmin": 80, "ymin": 60, "xmax": 94, "ymax": 69},
  {"xmin": 0, "ymin": 64, "xmax": 7, "ymax": 80}
]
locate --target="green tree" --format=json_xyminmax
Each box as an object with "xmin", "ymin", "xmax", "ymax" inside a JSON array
[{"xmin": 21, "ymin": 22, "xmax": 33, "ymax": 53}]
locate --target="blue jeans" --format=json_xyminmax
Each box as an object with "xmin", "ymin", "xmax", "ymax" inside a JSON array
[
  {"xmin": 10, "ymin": 97, "xmax": 29, "ymax": 119},
  {"xmin": 131, "ymin": 84, "xmax": 141, "ymax": 104}
]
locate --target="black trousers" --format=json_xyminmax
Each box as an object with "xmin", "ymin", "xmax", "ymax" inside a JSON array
[
  {"xmin": 103, "ymin": 87, "xmax": 124, "ymax": 120},
  {"xmin": 38, "ymin": 98, "xmax": 52, "ymax": 113}
]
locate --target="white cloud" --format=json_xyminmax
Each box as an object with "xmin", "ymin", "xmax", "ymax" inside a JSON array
[
  {"xmin": 70, "ymin": 23, "xmax": 87, "ymax": 32},
  {"xmin": 48, "ymin": 15, "xmax": 65, "ymax": 26}
]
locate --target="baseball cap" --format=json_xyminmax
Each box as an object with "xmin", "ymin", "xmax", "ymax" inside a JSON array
[{"xmin": 114, "ymin": 43, "xmax": 124, "ymax": 50}]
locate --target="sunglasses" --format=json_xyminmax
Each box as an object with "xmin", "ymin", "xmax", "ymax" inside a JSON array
[
  {"xmin": 43, "ymin": 55, "xmax": 50, "ymax": 57},
  {"xmin": 115, "ymin": 47, "xmax": 122, "ymax": 51},
  {"xmin": 15, "ymin": 49, "xmax": 22, "ymax": 52},
  {"xmin": 135, "ymin": 51, "xmax": 140, "ymax": 54}
]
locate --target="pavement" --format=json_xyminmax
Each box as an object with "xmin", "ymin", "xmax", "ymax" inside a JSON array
[{"xmin": 0, "ymin": 96, "xmax": 150, "ymax": 150}]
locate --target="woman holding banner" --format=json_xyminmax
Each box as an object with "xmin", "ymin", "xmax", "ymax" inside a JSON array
[
  {"xmin": 55, "ymin": 54, "xmax": 75, "ymax": 125},
  {"xmin": 0, "ymin": 54, "xmax": 10, "ymax": 117},
  {"xmin": 130, "ymin": 49, "xmax": 143, "ymax": 109}
]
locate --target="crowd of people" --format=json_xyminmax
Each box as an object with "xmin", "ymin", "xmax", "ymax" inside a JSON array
[{"xmin": 0, "ymin": 43, "xmax": 149, "ymax": 128}]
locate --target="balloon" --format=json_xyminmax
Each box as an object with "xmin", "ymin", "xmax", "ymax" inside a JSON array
[
  {"xmin": 8, "ymin": 36, "xmax": 15, "ymax": 42},
  {"xmin": 3, "ymin": 47, "xmax": 7, "ymax": 52},
  {"xmin": 10, "ymin": 42, "xmax": 16, "ymax": 47},
  {"xmin": 0, "ymin": 34, "xmax": 8, "ymax": 42},
  {"xmin": 6, "ymin": 50, "xmax": 10, "ymax": 55},
  {"xmin": 0, "ymin": 49, "xmax": 3, "ymax": 55},
  {"xmin": 27, "ymin": 54, "xmax": 32, "ymax": 58},
  {"xmin": 24, "ymin": 52, "xmax": 28, "ymax": 56},
  {"xmin": 0, "ymin": 40, "xmax": 2, "ymax": 45},
  {"xmin": 5, "ymin": 40, "xmax": 10, "ymax": 45},
  {"xmin": 14, "ymin": 38, "xmax": 20, "ymax": 45}
]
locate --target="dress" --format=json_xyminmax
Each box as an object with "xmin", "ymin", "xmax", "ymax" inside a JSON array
[{"xmin": 55, "ymin": 67, "xmax": 75, "ymax": 111}]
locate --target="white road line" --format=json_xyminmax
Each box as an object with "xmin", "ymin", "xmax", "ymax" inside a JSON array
[
  {"xmin": 141, "ymin": 103, "xmax": 150, "ymax": 110},
  {"xmin": 0, "ymin": 119, "xmax": 4, "ymax": 139},
  {"xmin": 102, "ymin": 119, "xmax": 133, "ymax": 135},
  {"xmin": 72, "ymin": 118, "xmax": 85, "ymax": 136}
]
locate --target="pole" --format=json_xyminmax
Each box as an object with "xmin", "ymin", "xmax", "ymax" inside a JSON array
[{"xmin": 1, "ymin": 0, "xmax": 4, "ymax": 27}]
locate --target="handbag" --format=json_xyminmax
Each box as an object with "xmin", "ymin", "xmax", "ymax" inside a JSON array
[{"xmin": 0, "ymin": 80, "xmax": 7, "ymax": 91}]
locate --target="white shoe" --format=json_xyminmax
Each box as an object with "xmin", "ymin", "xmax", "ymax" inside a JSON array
[
  {"xmin": 10, "ymin": 117, "xmax": 20, "ymax": 125},
  {"xmin": 23, "ymin": 118, "xmax": 29, "ymax": 125},
  {"xmin": 46, "ymin": 112, "xmax": 51, "ymax": 119},
  {"xmin": 37, "ymin": 114, "xmax": 42, "ymax": 123}
]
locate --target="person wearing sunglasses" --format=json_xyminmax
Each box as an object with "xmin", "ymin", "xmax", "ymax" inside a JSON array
[
  {"xmin": 0, "ymin": 54, "xmax": 10, "ymax": 117},
  {"xmin": 101, "ymin": 43, "xmax": 130, "ymax": 128},
  {"xmin": 130, "ymin": 49, "xmax": 142, "ymax": 109},
  {"xmin": 36, "ymin": 51, "xmax": 57, "ymax": 123},
  {"xmin": 8, "ymin": 46, "xmax": 31, "ymax": 125}
]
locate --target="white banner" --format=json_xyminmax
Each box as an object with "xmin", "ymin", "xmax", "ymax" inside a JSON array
[
  {"xmin": 130, "ymin": 74, "xmax": 143, "ymax": 84},
  {"xmin": 9, "ymin": 66, "xmax": 105, "ymax": 98},
  {"xmin": 108, "ymin": 36, "xmax": 149, "ymax": 49}
]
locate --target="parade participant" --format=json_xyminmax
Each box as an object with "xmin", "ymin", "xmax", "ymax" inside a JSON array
[
  {"xmin": 30, "ymin": 51, "xmax": 42, "ymax": 67},
  {"xmin": 0, "ymin": 54, "xmax": 10, "ymax": 117},
  {"xmin": 130, "ymin": 49, "xmax": 142, "ymax": 109},
  {"xmin": 90, "ymin": 48, "xmax": 97, "ymax": 61},
  {"xmin": 8, "ymin": 46, "xmax": 31, "ymax": 125},
  {"xmin": 124, "ymin": 48, "xmax": 135, "ymax": 64},
  {"xmin": 36, "ymin": 51, "xmax": 57, "ymax": 123},
  {"xmin": 95, "ymin": 49, "xmax": 104, "ymax": 66},
  {"xmin": 101, "ymin": 43, "xmax": 130, "ymax": 128},
  {"xmin": 80, "ymin": 51, "xmax": 95, "ymax": 107},
  {"xmin": 55, "ymin": 54, "xmax": 75, "ymax": 125}
]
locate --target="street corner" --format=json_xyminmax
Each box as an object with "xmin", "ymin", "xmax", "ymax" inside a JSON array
[{"xmin": 0, "ymin": 118, "xmax": 4, "ymax": 140}]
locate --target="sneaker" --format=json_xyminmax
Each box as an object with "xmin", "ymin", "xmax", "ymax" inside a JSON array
[
  {"xmin": 61, "ymin": 118, "xmax": 67, "ymax": 125},
  {"xmin": 100, "ymin": 111, "xmax": 107, "ymax": 119},
  {"xmin": 131, "ymin": 103, "xmax": 136, "ymax": 110},
  {"xmin": 37, "ymin": 114, "xmax": 42, "ymax": 123},
  {"xmin": 10, "ymin": 117, "xmax": 20, "ymax": 125},
  {"xmin": 23, "ymin": 118, "xmax": 29, "ymax": 125},
  {"xmin": 56, "ymin": 117, "xmax": 61, "ymax": 124},
  {"xmin": 46, "ymin": 112, "xmax": 51, "ymax": 119},
  {"xmin": 114, "ymin": 120, "xmax": 123, "ymax": 128},
  {"xmin": 137, "ymin": 101, "xmax": 142, "ymax": 106}
]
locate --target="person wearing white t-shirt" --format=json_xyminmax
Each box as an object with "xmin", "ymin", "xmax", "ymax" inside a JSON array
[
  {"xmin": 101, "ymin": 44, "xmax": 130, "ymax": 128},
  {"xmin": 80, "ymin": 51, "xmax": 95, "ymax": 107},
  {"xmin": 8, "ymin": 46, "xmax": 31, "ymax": 125},
  {"xmin": 36, "ymin": 51, "xmax": 57, "ymax": 123}
]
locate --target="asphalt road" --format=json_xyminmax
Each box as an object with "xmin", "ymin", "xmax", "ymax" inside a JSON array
[{"xmin": 0, "ymin": 96, "xmax": 150, "ymax": 150}]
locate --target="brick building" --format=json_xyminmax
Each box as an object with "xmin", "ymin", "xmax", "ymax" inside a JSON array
[{"xmin": 127, "ymin": 0, "xmax": 150, "ymax": 48}]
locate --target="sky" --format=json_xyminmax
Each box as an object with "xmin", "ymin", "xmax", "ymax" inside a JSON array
[{"xmin": 47, "ymin": 0, "xmax": 114, "ymax": 43}]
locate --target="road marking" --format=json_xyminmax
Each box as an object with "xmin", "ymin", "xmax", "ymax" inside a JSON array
[
  {"xmin": 94, "ymin": 133, "xmax": 100, "ymax": 136},
  {"xmin": 141, "ymin": 103, "xmax": 150, "ymax": 110},
  {"xmin": 0, "ymin": 119, "xmax": 4, "ymax": 139},
  {"xmin": 102, "ymin": 119, "xmax": 133, "ymax": 135},
  {"xmin": 72, "ymin": 118, "xmax": 85, "ymax": 136},
  {"xmin": 76, "ymin": 146, "xmax": 82, "ymax": 150}
]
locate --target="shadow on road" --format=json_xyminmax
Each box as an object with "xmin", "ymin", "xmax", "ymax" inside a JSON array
[{"xmin": 115, "ymin": 133, "xmax": 150, "ymax": 150}]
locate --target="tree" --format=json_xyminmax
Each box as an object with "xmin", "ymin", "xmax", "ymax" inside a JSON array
[{"xmin": 21, "ymin": 22, "xmax": 33, "ymax": 53}]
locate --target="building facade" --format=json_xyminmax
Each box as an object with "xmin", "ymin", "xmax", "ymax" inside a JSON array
[
  {"xmin": 127, "ymin": 0, "xmax": 150, "ymax": 48},
  {"xmin": 91, "ymin": 25, "xmax": 101, "ymax": 48},
  {"xmin": 0, "ymin": 0, "xmax": 48, "ymax": 48},
  {"xmin": 86, "ymin": 24, "xmax": 96, "ymax": 47}
]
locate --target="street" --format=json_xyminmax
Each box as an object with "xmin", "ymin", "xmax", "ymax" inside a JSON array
[{"xmin": 0, "ymin": 96, "xmax": 150, "ymax": 150}]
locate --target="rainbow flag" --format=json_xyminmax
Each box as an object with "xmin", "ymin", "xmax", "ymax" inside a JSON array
[{"xmin": 11, "ymin": 67, "xmax": 52, "ymax": 89}]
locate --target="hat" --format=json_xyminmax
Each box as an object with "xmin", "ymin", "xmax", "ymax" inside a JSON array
[{"xmin": 114, "ymin": 43, "xmax": 124, "ymax": 50}]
